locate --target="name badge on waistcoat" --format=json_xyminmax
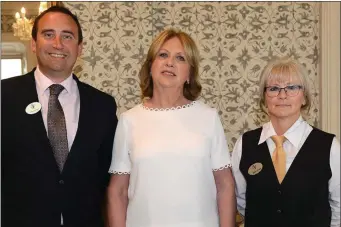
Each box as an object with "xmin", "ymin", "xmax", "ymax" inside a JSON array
[{"xmin": 248, "ymin": 162, "xmax": 263, "ymax": 175}]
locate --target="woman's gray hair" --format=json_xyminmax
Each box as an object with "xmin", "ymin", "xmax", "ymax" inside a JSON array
[{"xmin": 259, "ymin": 56, "xmax": 312, "ymax": 113}]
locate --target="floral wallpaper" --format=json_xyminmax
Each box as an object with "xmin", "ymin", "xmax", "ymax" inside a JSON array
[
  {"xmin": 65, "ymin": 1, "xmax": 320, "ymax": 153},
  {"xmin": 1, "ymin": 15, "xmax": 16, "ymax": 33}
]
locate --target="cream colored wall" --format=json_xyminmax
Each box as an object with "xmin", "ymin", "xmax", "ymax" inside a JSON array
[{"xmin": 321, "ymin": 2, "xmax": 340, "ymax": 140}]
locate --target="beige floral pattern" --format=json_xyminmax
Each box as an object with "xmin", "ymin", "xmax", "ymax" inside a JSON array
[
  {"xmin": 64, "ymin": 2, "xmax": 320, "ymax": 152},
  {"xmin": 1, "ymin": 15, "xmax": 16, "ymax": 33}
]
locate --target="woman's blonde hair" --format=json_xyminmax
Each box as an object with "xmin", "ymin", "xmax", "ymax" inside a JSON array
[
  {"xmin": 139, "ymin": 28, "xmax": 202, "ymax": 100},
  {"xmin": 259, "ymin": 56, "xmax": 312, "ymax": 113}
]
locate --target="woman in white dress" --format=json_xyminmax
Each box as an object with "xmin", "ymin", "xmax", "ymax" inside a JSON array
[{"xmin": 107, "ymin": 28, "xmax": 236, "ymax": 227}]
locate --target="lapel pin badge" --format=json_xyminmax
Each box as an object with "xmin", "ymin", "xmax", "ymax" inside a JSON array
[
  {"xmin": 248, "ymin": 162, "xmax": 263, "ymax": 175},
  {"xmin": 25, "ymin": 102, "xmax": 42, "ymax": 115}
]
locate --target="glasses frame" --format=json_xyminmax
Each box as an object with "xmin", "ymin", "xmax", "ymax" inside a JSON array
[{"xmin": 264, "ymin": 84, "xmax": 304, "ymax": 97}]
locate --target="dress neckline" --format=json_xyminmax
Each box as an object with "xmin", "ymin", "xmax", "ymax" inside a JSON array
[{"xmin": 141, "ymin": 101, "xmax": 196, "ymax": 112}]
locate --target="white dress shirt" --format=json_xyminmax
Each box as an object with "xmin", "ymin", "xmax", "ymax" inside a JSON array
[
  {"xmin": 34, "ymin": 66, "xmax": 80, "ymax": 149},
  {"xmin": 231, "ymin": 116, "xmax": 340, "ymax": 227},
  {"xmin": 34, "ymin": 66, "xmax": 80, "ymax": 225}
]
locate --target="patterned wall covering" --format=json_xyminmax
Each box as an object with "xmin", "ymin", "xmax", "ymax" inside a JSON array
[
  {"xmin": 1, "ymin": 15, "xmax": 16, "ymax": 33},
  {"xmin": 64, "ymin": 2, "xmax": 320, "ymax": 151}
]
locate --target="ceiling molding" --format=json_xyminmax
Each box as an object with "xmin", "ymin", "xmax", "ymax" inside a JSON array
[{"xmin": 1, "ymin": 42, "xmax": 27, "ymax": 56}]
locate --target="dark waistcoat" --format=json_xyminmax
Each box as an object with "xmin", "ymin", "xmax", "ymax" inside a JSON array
[{"xmin": 240, "ymin": 127, "xmax": 334, "ymax": 227}]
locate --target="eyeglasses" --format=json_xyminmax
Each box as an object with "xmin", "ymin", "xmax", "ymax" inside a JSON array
[{"xmin": 265, "ymin": 85, "xmax": 304, "ymax": 97}]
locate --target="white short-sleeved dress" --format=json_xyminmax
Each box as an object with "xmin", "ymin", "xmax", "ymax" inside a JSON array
[{"xmin": 109, "ymin": 101, "xmax": 231, "ymax": 227}]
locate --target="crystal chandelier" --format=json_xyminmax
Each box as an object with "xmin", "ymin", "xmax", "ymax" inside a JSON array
[
  {"xmin": 12, "ymin": 2, "xmax": 48, "ymax": 41},
  {"xmin": 12, "ymin": 7, "xmax": 33, "ymax": 40}
]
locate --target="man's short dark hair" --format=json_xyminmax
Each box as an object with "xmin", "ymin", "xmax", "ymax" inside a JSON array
[{"xmin": 31, "ymin": 6, "xmax": 83, "ymax": 44}]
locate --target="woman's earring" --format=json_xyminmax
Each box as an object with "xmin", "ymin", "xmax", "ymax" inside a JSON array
[{"xmin": 186, "ymin": 79, "xmax": 189, "ymax": 84}]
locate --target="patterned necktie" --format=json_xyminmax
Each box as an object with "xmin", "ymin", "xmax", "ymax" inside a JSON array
[
  {"xmin": 271, "ymin": 135, "xmax": 286, "ymax": 184},
  {"xmin": 48, "ymin": 84, "xmax": 69, "ymax": 172}
]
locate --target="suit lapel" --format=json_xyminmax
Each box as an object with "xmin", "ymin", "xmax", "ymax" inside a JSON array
[
  {"xmin": 21, "ymin": 71, "xmax": 52, "ymax": 149},
  {"xmin": 18, "ymin": 71, "xmax": 59, "ymax": 171}
]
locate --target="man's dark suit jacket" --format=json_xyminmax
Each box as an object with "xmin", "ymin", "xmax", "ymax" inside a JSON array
[{"xmin": 1, "ymin": 69, "xmax": 118, "ymax": 227}]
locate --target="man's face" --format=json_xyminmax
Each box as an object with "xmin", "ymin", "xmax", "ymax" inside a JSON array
[{"xmin": 31, "ymin": 12, "xmax": 82, "ymax": 81}]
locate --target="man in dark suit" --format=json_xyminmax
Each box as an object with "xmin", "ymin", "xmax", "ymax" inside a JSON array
[{"xmin": 1, "ymin": 6, "xmax": 118, "ymax": 227}]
